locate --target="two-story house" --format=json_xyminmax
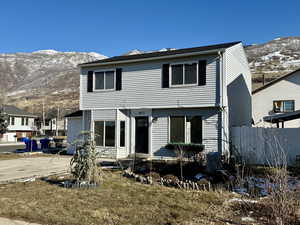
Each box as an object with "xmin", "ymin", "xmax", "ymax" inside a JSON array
[
  {"xmin": 41, "ymin": 117, "xmax": 67, "ymax": 136},
  {"xmin": 0, "ymin": 105, "xmax": 38, "ymax": 142},
  {"xmin": 78, "ymin": 42, "xmax": 252, "ymax": 159},
  {"xmin": 253, "ymin": 69, "xmax": 300, "ymax": 128}
]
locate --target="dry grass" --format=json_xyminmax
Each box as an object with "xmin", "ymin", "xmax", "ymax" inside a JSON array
[{"xmin": 0, "ymin": 171, "xmax": 234, "ymax": 225}]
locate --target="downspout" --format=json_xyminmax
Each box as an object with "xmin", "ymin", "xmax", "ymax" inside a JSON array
[{"xmin": 218, "ymin": 51, "xmax": 226, "ymax": 157}]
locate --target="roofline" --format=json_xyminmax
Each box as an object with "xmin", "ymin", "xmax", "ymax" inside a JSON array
[
  {"xmin": 252, "ymin": 68, "xmax": 300, "ymax": 94},
  {"xmin": 79, "ymin": 49, "xmax": 225, "ymax": 67},
  {"xmin": 7, "ymin": 114, "xmax": 38, "ymax": 118},
  {"xmin": 78, "ymin": 41, "xmax": 241, "ymax": 68}
]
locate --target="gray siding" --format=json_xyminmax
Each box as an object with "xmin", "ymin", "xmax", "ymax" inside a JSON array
[
  {"xmin": 151, "ymin": 108, "xmax": 221, "ymax": 156},
  {"xmin": 225, "ymin": 43, "xmax": 252, "ymax": 127},
  {"xmin": 80, "ymin": 55, "xmax": 219, "ymax": 110}
]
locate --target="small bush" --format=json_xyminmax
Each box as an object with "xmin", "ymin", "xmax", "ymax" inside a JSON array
[{"xmin": 70, "ymin": 132, "xmax": 101, "ymax": 184}]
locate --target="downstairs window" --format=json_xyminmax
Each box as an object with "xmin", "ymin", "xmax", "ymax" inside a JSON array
[
  {"xmin": 94, "ymin": 121, "xmax": 115, "ymax": 147},
  {"xmin": 169, "ymin": 116, "xmax": 202, "ymax": 144}
]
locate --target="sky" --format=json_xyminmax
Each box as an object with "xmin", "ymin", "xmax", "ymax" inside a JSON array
[{"xmin": 0, "ymin": 0, "xmax": 300, "ymax": 57}]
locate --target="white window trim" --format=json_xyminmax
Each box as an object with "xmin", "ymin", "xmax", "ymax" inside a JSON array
[
  {"xmin": 169, "ymin": 61, "xmax": 198, "ymax": 88},
  {"xmin": 94, "ymin": 120, "xmax": 116, "ymax": 147},
  {"xmin": 93, "ymin": 69, "xmax": 116, "ymax": 92}
]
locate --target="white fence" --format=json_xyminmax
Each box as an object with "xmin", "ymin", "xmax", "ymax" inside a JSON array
[{"xmin": 231, "ymin": 127, "xmax": 300, "ymax": 166}]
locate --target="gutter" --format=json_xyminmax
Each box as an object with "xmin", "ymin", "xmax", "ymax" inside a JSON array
[{"xmin": 78, "ymin": 49, "xmax": 226, "ymax": 68}]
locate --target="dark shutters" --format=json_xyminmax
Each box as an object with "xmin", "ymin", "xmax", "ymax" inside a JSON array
[
  {"xmin": 116, "ymin": 68, "xmax": 122, "ymax": 91},
  {"xmin": 87, "ymin": 71, "xmax": 94, "ymax": 92},
  {"xmin": 162, "ymin": 64, "xmax": 170, "ymax": 88},
  {"xmin": 198, "ymin": 60, "xmax": 206, "ymax": 86},
  {"xmin": 190, "ymin": 116, "xmax": 202, "ymax": 144}
]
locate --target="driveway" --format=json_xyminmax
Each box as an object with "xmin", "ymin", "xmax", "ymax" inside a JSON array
[
  {"xmin": 0, "ymin": 156, "xmax": 71, "ymax": 183},
  {"xmin": 0, "ymin": 144, "xmax": 25, "ymax": 153}
]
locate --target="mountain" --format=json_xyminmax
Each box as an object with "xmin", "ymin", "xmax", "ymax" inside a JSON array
[
  {"xmin": 245, "ymin": 37, "xmax": 300, "ymax": 90},
  {"xmin": 2, "ymin": 37, "xmax": 300, "ymax": 116},
  {"xmin": 0, "ymin": 50, "xmax": 106, "ymax": 116}
]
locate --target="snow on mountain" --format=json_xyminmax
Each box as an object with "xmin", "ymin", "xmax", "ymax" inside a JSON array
[
  {"xmin": 245, "ymin": 37, "xmax": 300, "ymax": 89},
  {"xmin": 0, "ymin": 50, "xmax": 106, "ymax": 114}
]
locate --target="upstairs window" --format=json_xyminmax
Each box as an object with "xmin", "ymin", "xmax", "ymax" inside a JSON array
[
  {"xmin": 94, "ymin": 71, "xmax": 115, "ymax": 90},
  {"xmin": 21, "ymin": 117, "xmax": 25, "ymax": 126},
  {"xmin": 273, "ymin": 100, "xmax": 295, "ymax": 113},
  {"xmin": 170, "ymin": 63, "xmax": 198, "ymax": 86},
  {"xmin": 25, "ymin": 118, "xmax": 29, "ymax": 126}
]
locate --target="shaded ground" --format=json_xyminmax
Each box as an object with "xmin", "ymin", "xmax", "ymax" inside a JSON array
[{"xmin": 0, "ymin": 171, "xmax": 236, "ymax": 225}]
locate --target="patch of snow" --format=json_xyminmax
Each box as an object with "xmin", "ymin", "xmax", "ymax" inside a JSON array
[
  {"xmin": 159, "ymin": 48, "xmax": 176, "ymax": 52},
  {"xmin": 261, "ymin": 51, "xmax": 284, "ymax": 60},
  {"xmin": 87, "ymin": 52, "xmax": 107, "ymax": 59},
  {"xmin": 33, "ymin": 49, "xmax": 59, "ymax": 55},
  {"xmin": 6, "ymin": 90, "xmax": 27, "ymax": 96},
  {"xmin": 227, "ymin": 198, "xmax": 258, "ymax": 204},
  {"xmin": 241, "ymin": 217, "xmax": 256, "ymax": 222},
  {"xmin": 274, "ymin": 37, "xmax": 281, "ymax": 41}
]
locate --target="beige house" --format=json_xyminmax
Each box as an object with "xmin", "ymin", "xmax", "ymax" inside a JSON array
[{"xmin": 253, "ymin": 69, "xmax": 300, "ymax": 128}]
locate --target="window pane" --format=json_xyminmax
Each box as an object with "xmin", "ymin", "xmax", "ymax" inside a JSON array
[
  {"xmin": 185, "ymin": 63, "xmax": 197, "ymax": 84},
  {"xmin": 170, "ymin": 116, "xmax": 185, "ymax": 143},
  {"xmin": 284, "ymin": 101, "xmax": 294, "ymax": 112},
  {"xmin": 120, "ymin": 121, "xmax": 125, "ymax": 147},
  {"xmin": 95, "ymin": 72, "xmax": 104, "ymax": 89},
  {"xmin": 94, "ymin": 121, "xmax": 104, "ymax": 146},
  {"xmin": 105, "ymin": 121, "xmax": 115, "ymax": 146},
  {"xmin": 190, "ymin": 116, "xmax": 202, "ymax": 144},
  {"xmin": 171, "ymin": 64, "xmax": 183, "ymax": 85},
  {"xmin": 105, "ymin": 71, "xmax": 115, "ymax": 89},
  {"xmin": 273, "ymin": 101, "xmax": 282, "ymax": 112}
]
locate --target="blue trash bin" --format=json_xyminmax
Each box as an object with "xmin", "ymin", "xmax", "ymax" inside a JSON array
[
  {"xmin": 23, "ymin": 138, "xmax": 38, "ymax": 151},
  {"xmin": 40, "ymin": 138, "xmax": 50, "ymax": 149}
]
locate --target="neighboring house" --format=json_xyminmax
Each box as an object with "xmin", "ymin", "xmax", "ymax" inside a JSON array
[
  {"xmin": 253, "ymin": 69, "xmax": 300, "ymax": 128},
  {"xmin": 41, "ymin": 117, "xmax": 67, "ymax": 136},
  {"xmin": 78, "ymin": 42, "xmax": 252, "ymax": 159},
  {"xmin": 0, "ymin": 105, "xmax": 38, "ymax": 142},
  {"xmin": 64, "ymin": 110, "xmax": 83, "ymax": 154}
]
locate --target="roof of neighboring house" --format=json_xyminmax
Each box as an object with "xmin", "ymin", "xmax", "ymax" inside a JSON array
[
  {"xmin": 252, "ymin": 68, "xmax": 300, "ymax": 94},
  {"xmin": 264, "ymin": 110, "xmax": 300, "ymax": 123},
  {"xmin": 79, "ymin": 41, "xmax": 241, "ymax": 67},
  {"xmin": 64, "ymin": 110, "xmax": 82, "ymax": 118},
  {"xmin": 1, "ymin": 105, "xmax": 37, "ymax": 117}
]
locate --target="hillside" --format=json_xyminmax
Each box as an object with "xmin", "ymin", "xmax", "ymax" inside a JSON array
[
  {"xmin": 1, "ymin": 37, "xmax": 300, "ymax": 116},
  {"xmin": 245, "ymin": 37, "xmax": 300, "ymax": 90},
  {"xmin": 0, "ymin": 50, "xmax": 106, "ymax": 117}
]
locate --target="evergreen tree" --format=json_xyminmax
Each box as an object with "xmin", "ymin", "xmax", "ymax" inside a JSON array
[{"xmin": 0, "ymin": 106, "xmax": 8, "ymax": 135}]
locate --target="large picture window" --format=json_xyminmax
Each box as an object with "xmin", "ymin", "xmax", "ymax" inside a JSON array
[
  {"xmin": 94, "ymin": 71, "xmax": 115, "ymax": 90},
  {"xmin": 171, "ymin": 63, "xmax": 197, "ymax": 86},
  {"xmin": 170, "ymin": 116, "xmax": 202, "ymax": 144},
  {"xmin": 94, "ymin": 121, "xmax": 115, "ymax": 147}
]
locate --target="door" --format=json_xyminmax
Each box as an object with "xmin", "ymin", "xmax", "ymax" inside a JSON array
[{"xmin": 135, "ymin": 117, "xmax": 149, "ymax": 154}]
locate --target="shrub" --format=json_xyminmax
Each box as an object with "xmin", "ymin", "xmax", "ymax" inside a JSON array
[{"xmin": 70, "ymin": 132, "xmax": 101, "ymax": 184}]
